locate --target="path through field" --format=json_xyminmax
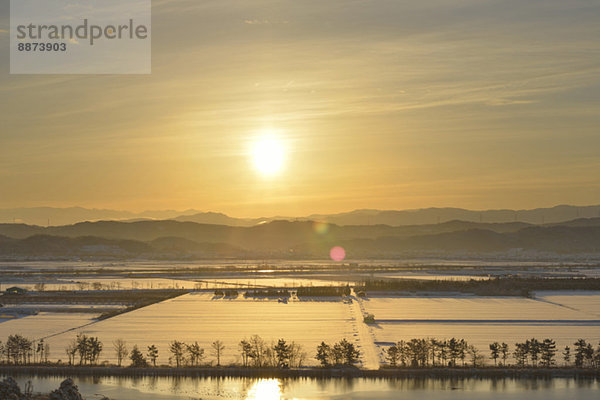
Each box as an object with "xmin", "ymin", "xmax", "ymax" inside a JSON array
[{"xmin": 349, "ymin": 290, "xmax": 380, "ymax": 369}]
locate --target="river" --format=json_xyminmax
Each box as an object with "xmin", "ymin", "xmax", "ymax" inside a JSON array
[{"xmin": 8, "ymin": 375, "xmax": 600, "ymax": 399}]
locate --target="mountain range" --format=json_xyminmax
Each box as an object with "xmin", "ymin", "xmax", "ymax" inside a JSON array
[
  {"xmin": 1, "ymin": 217, "xmax": 600, "ymax": 260},
  {"xmin": 2, "ymin": 205, "xmax": 600, "ymax": 227}
]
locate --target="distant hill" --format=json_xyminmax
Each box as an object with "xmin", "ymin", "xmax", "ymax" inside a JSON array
[
  {"xmin": 173, "ymin": 205, "xmax": 600, "ymax": 226},
  {"xmin": 0, "ymin": 207, "xmax": 201, "ymax": 227},
  {"xmin": 0, "ymin": 234, "xmax": 152, "ymax": 257},
  {"xmin": 1, "ymin": 217, "xmax": 600, "ymax": 259},
  {"xmin": 1, "ymin": 205, "xmax": 600, "ymax": 227},
  {"xmin": 172, "ymin": 212, "xmax": 263, "ymax": 226},
  {"xmin": 300, "ymin": 205, "xmax": 600, "ymax": 226},
  {"xmin": 0, "ymin": 219, "xmax": 534, "ymax": 244}
]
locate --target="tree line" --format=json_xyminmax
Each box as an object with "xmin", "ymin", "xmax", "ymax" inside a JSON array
[
  {"xmin": 0, "ymin": 334, "xmax": 339, "ymax": 368},
  {"xmin": 2, "ymin": 333, "xmax": 599, "ymax": 369},
  {"xmin": 383, "ymin": 337, "xmax": 600, "ymax": 368},
  {"xmin": 315, "ymin": 339, "xmax": 360, "ymax": 366},
  {"xmin": 0, "ymin": 335, "xmax": 50, "ymax": 365},
  {"xmin": 357, "ymin": 277, "xmax": 600, "ymax": 295}
]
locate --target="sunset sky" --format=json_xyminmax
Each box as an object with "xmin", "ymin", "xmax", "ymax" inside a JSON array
[{"xmin": 1, "ymin": 0, "xmax": 599, "ymax": 217}]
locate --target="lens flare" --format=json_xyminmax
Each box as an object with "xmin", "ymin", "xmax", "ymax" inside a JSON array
[
  {"xmin": 329, "ymin": 246, "xmax": 346, "ymax": 261},
  {"xmin": 313, "ymin": 221, "xmax": 329, "ymax": 235}
]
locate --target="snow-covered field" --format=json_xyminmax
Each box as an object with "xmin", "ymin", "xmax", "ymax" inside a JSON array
[
  {"xmin": 3, "ymin": 276, "xmax": 344, "ymax": 291},
  {"xmin": 370, "ymin": 273, "xmax": 489, "ymax": 281},
  {"xmin": 0, "ymin": 304, "xmax": 122, "ymax": 310},
  {"xmin": 361, "ymin": 295, "xmax": 598, "ymax": 321},
  {"xmin": 535, "ymin": 291, "xmax": 600, "ymax": 318},
  {"xmin": 196, "ymin": 277, "xmax": 344, "ymax": 288},
  {"xmin": 358, "ymin": 293, "xmax": 600, "ymax": 365},
  {"xmin": 1, "ymin": 289, "xmax": 599, "ymax": 368},
  {"xmin": 0, "ymin": 312, "xmax": 96, "ymax": 339},
  {"xmin": 2, "ymin": 278, "xmax": 201, "ymax": 291},
  {"xmin": 43, "ymin": 293, "xmax": 356, "ymax": 365}
]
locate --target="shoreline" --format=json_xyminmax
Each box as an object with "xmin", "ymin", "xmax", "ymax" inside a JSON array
[{"xmin": 2, "ymin": 365, "xmax": 599, "ymax": 380}]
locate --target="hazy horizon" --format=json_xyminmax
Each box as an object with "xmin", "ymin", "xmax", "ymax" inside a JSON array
[{"xmin": 2, "ymin": 202, "xmax": 600, "ymax": 218}]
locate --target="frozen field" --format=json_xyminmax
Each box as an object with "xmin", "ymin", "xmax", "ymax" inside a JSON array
[
  {"xmin": 370, "ymin": 273, "xmax": 490, "ymax": 281},
  {"xmin": 1, "ymin": 288, "xmax": 599, "ymax": 368},
  {"xmin": 44, "ymin": 293, "xmax": 356, "ymax": 365},
  {"xmin": 535, "ymin": 291, "xmax": 600, "ymax": 317},
  {"xmin": 0, "ymin": 312, "xmax": 96, "ymax": 339},
  {"xmin": 360, "ymin": 295, "xmax": 598, "ymax": 321},
  {"xmin": 195, "ymin": 277, "xmax": 344, "ymax": 288},
  {"xmin": 1, "ymin": 278, "xmax": 201, "ymax": 291},
  {"xmin": 359, "ymin": 293, "xmax": 600, "ymax": 365},
  {"xmin": 2, "ymin": 276, "xmax": 343, "ymax": 291}
]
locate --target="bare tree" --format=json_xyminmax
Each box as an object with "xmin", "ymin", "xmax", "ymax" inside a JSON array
[
  {"xmin": 113, "ymin": 339, "xmax": 129, "ymax": 367},
  {"xmin": 239, "ymin": 340, "xmax": 252, "ymax": 367},
  {"xmin": 248, "ymin": 335, "xmax": 267, "ymax": 367},
  {"xmin": 65, "ymin": 339, "xmax": 77, "ymax": 365},
  {"xmin": 44, "ymin": 342, "xmax": 50, "ymax": 363},
  {"xmin": 288, "ymin": 341, "xmax": 306, "ymax": 368},
  {"xmin": 468, "ymin": 345, "xmax": 484, "ymax": 367},
  {"xmin": 186, "ymin": 342, "xmax": 204, "ymax": 367},
  {"xmin": 211, "ymin": 340, "xmax": 225, "ymax": 366}
]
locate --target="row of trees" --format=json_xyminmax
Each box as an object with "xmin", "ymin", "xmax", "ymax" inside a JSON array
[
  {"xmin": 316, "ymin": 339, "xmax": 361, "ymax": 366},
  {"xmin": 561, "ymin": 339, "xmax": 599, "ymax": 368},
  {"xmin": 3, "ymin": 333, "xmax": 599, "ymax": 369},
  {"xmin": 0, "ymin": 334, "xmax": 317, "ymax": 368},
  {"xmin": 358, "ymin": 277, "xmax": 600, "ymax": 295},
  {"xmin": 64, "ymin": 334, "xmax": 103, "ymax": 365},
  {"xmin": 297, "ymin": 286, "xmax": 351, "ymax": 297},
  {"xmin": 385, "ymin": 338, "xmax": 477, "ymax": 367},
  {"xmin": 238, "ymin": 335, "xmax": 306, "ymax": 368},
  {"xmin": 72, "ymin": 336, "xmax": 303, "ymax": 369},
  {"xmin": 495, "ymin": 338, "xmax": 599, "ymax": 368},
  {"xmin": 0, "ymin": 335, "xmax": 50, "ymax": 365},
  {"xmin": 383, "ymin": 338, "xmax": 600, "ymax": 368}
]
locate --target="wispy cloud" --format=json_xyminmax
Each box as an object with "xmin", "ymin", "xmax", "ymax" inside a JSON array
[{"xmin": 1, "ymin": 0, "xmax": 599, "ymax": 213}]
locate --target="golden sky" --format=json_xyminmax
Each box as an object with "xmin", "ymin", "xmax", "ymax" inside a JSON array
[{"xmin": 1, "ymin": 0, "xmax": 599, "ymax": 217}]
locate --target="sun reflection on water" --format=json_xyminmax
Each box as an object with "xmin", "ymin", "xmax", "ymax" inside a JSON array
[{"xmin": 245, "ymin": 378, "xmax": 282, "ymax": 400}]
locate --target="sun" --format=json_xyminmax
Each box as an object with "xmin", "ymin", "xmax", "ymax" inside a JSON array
[
  {"xmin": 251, "ymin": 134, "xmax": 286, "ymax": 176},
  {"xmin": 245, "ymin": 379, "xmax": 281, "ymax": 400}
]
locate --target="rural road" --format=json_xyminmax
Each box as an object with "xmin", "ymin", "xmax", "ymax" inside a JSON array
[{"xmin": 349, "ymin": 290, "xmax": 380, "ymax": 370}]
